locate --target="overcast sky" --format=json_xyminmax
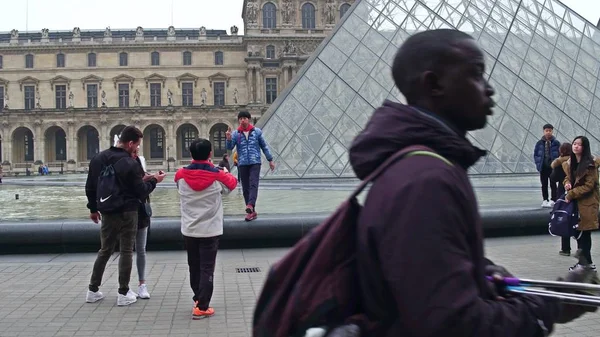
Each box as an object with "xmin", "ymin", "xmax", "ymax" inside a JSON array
[{"xmin": 0, "ymin": 0, "xmax": 597, "ymax": 34}]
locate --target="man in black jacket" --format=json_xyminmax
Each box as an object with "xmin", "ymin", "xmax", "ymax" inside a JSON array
[{"xmin": 84, "ymin": 125, "xmax": 166, "ymax": 306}]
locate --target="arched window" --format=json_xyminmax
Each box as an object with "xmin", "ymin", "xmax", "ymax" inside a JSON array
[
  {"xmin": 210, "ymin": 124, "xmax": 229, "ymax": 158},
  {"xmin": 88, "ymin": 52, "xmax": 96, "ymax": 67},
  {"xmin": 340, "ymin": 3, "xmax": 351, "ymax": 18},
  {"xmin": 302, "ymin": 3, "xmax": 316, "ymax": 29},
  {"xmin": 149, "ymin": 127, "xmax": 164, "ymax": 159},
  {"xmin": 266, "ymin": 45, "xmax": 275, "ymax": 59},
  {"xmin": 151, "ymin": 51, "xmax": 160, "ymax": 66},
  {"xmin": 262, "ymin": 2, "xmax": 277, "ymax": 29},
  {"xmin": 214, "ymin": 51, "xmax": 223, "ymax": 65},
  {"xmin": 183, "ymin": 51, "xmax": 192, "ymax": 65}
]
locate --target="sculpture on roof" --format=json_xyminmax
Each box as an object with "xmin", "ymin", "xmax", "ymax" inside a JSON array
[
  {"xmin": 68, "ymin": 91, "xmax": 74, "ymax": 108},
  {"xmin": 136, "ymin": 26, "xmax": 144, "ymax": 37},
  {"xmin": 230, "ymin": 25, "xmax": 239, "ymax": 35},
  {"xmin": 72, "ymin": 27, "xmax": 81, "ymax": 38},
  {"xmin": 41, "ymin": 28, "xmax": 49, "ymax": 39},
  {"xmin": 167, "ymin": 89, "xmax": 173, "ymax": 106},
  {"xmin": 199, "ymin": 26, "xmax": 206, "ymax": 35},
  {"xmin": 167, "ymin": 26, "xmax": 176, "ymax": 36},
  {"xmin": 134, "ymin": 89, "xmax": 141, "ymax": 107},
  {"xmin": 104, "ymin": 27, "xmax": 112, "ymax": 37},
  {"xmin": 10, "ymin": 29, "xmax": 18, "ymax": 39}
]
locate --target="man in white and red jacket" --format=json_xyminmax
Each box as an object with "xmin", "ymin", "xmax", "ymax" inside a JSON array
[{"xmin": 175, "ymin": 138, "xmax": 237, "ymax": 320}]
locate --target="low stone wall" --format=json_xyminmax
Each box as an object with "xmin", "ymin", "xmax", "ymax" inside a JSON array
[{"xmin": 0, "ymin": 208, "xmax": 555, "ymax": 254}]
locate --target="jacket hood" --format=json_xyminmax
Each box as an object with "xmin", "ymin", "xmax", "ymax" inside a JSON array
[
  {"xmin": 540, "ymin": 135, "xmax": 557, "ymax": 142},
  {"xmin": 349, "ymin": 100, "xmax": 486, "ymax": 180},
  {"xmin": 551, "ymin": 156, "xmax": 569, "ymax": 169},
  {"xmin": 175, "ymin": 160, "xmax": 222, "ymax": 192}
]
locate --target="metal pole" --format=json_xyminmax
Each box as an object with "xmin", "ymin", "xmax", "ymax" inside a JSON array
[{"xmin": 507, "ymin": 287, "xmax": 600, "ymax": 307}]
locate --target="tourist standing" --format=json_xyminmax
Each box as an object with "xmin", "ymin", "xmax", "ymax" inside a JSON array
[
  {"xmin": 85, "ymin": 125, "xmax": 166, "ymax": 306},
  {"xmin": 534, "ymin": 124, "xmax": 560, "ymax": 208},
  {"xmin": 225, "ymin": 111, "xmax": 275, "ymax": 221},
  {"xmin": 551, "ymin": 142, "xmax": 573, "ymax": 256},
  {"xmin": 175, "ymin": 138, "xmax": 237, "ymax": 319},
  {"xmin": 562, "ymin": 136, "xmax": 600, "ymax": 271},
  {"xmin": 348, "ymin": 29, "xmax": 595, "ymax": 336},
  {"xmin": 218, "ymin": 154, "xmax": 231, "ymax": 173},
  {"xmin": 132, "ymin": 146, "xmax": 152, "ymax": 299}
]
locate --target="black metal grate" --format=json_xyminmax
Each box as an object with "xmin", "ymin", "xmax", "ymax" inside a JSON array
[{"xmin": 236, "ymin": 267, "xmax": 261, "ymax": 273}]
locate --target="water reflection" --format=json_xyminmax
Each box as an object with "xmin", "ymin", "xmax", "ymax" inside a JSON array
[{"xmin": 0, "ymin": 182, "xmax": 542, "ymax": 221}]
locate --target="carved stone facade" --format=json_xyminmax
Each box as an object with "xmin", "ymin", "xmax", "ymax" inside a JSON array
[{"xmin": 0, "ymin": 0, "xmax": 354, "ymax": 173}]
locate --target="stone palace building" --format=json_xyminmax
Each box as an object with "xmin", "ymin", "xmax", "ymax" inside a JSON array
[{"xmin": 0, "ymin": 0, "xmax": 354, "ymax": 174}]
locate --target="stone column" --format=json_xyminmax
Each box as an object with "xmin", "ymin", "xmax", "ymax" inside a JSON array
[
  {"xmin": 67, "ymin": 122, "xmax": 77, "ymax": 162},
  {"xmin": 34, "ymin": 123, "xmax": 43, "ymax": 163},
  {"xmin": 166, "ymin": 119, "xmax": 175, "ymax": 161},
  {"xmin": 100, "ymin": 123, "xmax": 109, "ymax": 150},
  {"xmin": 257, "ymin": 69, "xmax": 263, "ymax": 104},
  {"xmin": 250, "ymin": 68, "xmax": 256, "ymax": 103}
]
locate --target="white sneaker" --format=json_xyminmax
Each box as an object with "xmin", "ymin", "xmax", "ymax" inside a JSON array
[
  {"xmin": 137, "ymin": 284, "xmax": 150, "ymax": 299},
  {"xmin": 117, "ymin": 290, "xmax": 138, "ymax": 306},
  {"xmin": 548, "ymin": 200, "xmax": 555, "ymax": 208},
  {"xmin": 541, "ymin": 200, "xmax": 550, "ymax": 208},
  {"xmin": 86, "ymin": 290, "xmax": 105, "ymax": 303}
]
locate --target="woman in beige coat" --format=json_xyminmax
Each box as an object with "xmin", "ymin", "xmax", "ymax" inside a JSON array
[{"xmin": 563, "ymin": 136, "xmax": 600, "ymax": 271}]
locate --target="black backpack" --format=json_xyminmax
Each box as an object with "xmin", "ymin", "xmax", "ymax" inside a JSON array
[{"xmin": 96, "ymin": 157, "xmax": 127, "ymax": 213}]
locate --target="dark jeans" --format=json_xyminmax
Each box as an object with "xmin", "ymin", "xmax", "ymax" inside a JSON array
[
  {"xmin": 239, "ymin": 164, "xmax": 261, "ymax": 208},
  {"xmin": 578, "ymin": 231, "xmax": 593, "ymax": 264},
  {"xmin": 184, "ymin": 235, "xmax": 220, "ymax": 310},
  {"xmin": 540, "ymin": 166, "xmax": 557, "ymax": 201},
  {"xmin": 561, "ymin": 236, "xmax": 575, "ymax": 252},
  {"xmin": 89, "ymin": 211, "xmax": 138, "ymax": 295}
]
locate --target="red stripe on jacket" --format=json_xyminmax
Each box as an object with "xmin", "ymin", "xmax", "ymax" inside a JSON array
[{"xmin": 174, "ymin": 160, "xmax": 237, "ymax": 191}]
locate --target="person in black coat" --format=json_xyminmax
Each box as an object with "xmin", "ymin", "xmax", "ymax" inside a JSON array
[{"xmin": 551, "ymin": 142, "xmax": 573, "ymax": 256}]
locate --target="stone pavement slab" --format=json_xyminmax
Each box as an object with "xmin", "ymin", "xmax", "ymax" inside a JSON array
[{"xmin": 0, "ymin": 236, "xmax": 600, "ymax": 336}]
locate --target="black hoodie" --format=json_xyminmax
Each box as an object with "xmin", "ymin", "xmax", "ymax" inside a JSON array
[{"xmin": 349, "ymin": 100, "xmax": 560, "ymax": 336}]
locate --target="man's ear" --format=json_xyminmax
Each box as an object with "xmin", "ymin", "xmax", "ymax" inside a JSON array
[{"xmin": 422, "ymin": 71, "xmax": 444, "ymax": 98}]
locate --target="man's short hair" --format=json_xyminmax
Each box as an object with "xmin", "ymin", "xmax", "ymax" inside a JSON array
[
  {"xmin": 189, "ymin": 138, "xmax": 212, "ymax": 161},
  {"xmin": 392, "ymin": 29, "xmax": 475, "ymax": 104},
  {"xmin": 238, "ymin": 111, "xmax": 251, "ymax": 119},
  {"xmin": 543, "ymin": 123, "xmax": 554, "ymax": 130},
  {"xmin": 119, "ymin": 125, "xmax": 143, "ymax": 144}
]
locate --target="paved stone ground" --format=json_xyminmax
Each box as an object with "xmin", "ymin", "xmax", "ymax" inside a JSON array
[{"xmin": 1, "ymin": 235, "xmax": 600, "ymax": 336}]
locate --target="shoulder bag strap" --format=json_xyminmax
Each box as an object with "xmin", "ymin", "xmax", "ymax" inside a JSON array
[{"xmin": 349, "ymin": 145, "xmax": 453, "ymax": 199}]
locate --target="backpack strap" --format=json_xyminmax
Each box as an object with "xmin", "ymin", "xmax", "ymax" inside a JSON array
[{"xmin": 349, "ymin": 145, "xmax": 452, "ymax": 199}]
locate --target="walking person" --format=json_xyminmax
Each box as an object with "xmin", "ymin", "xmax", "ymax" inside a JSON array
[
  {"xmin": 534, "ymin": 124, "xmax": 560, "ymax": 208},
  {"xmin": 175, "ymin": 139, "xmax": 237, "ymax": 319},
  {"xmin": 562, "ymin": 136, "xmax": 600, "ymax": 271},
  {"xmin": 218, "ymin": 154, "xmax": 231, "ymax": 172},
  {"xmin": 346, "ymin": 29, "xmax": 596, "ymax": 336},
  {"xmin": 132, "ymin": 146, "xmax": 152, "ymax": 299},
  {"xmin": 551, "ymin": 142, "xmax": 574, "ymax": 256},
  {"xmin": 85, "ymin": 126, "xmax": 166, "ymax": 306},
  {"xmin": 225, "ymin": 111, "xmax": 275, "ymax": 221}
]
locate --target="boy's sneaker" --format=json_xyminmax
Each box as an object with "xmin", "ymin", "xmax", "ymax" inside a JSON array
[
  {"xmin": 137, "ymin": 284, "xmax": 150, "ymax": 299},
  {"xmin": 86, "ymin": 290, "xmax": 105, "ymax": 303},
  {"xmin": 245, "ymin": 211, "xmax": 257, "ymax": 222},
  {"xmin": 245, "ymin": 205, "xmax": 254, "ymax": 214},
  {"xmin": 192, "ymin": 306, "xmax": 215, "ymax": 320},
  {"xmin": 117, "ymin": 290, "xmax": 138, "ymax": 306},
  {"xmin": 541, "ymin": 200, "xmax": 551, "ymax": 208},
  {"xmin": 569, "ymin": 263, "xmax": 597, "ymax": 272},
  {"xmin": 559, "ymin": 250, "xmax": 571, "ymax": 256}
]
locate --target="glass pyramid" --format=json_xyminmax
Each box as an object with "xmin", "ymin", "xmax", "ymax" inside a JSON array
[{"xmin": 256, "ymin": 0, "xmax": 600, "ymax": 178}]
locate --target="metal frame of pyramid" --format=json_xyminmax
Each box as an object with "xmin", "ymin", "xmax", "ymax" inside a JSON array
[{"xmin": 256, "ymin": 0, "xmax": 600, "ymax": 179}]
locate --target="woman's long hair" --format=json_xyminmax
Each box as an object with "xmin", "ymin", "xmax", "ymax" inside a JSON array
[{"xmin": 570, "ymin": 136, "xmax": 594, "ymax": 179}]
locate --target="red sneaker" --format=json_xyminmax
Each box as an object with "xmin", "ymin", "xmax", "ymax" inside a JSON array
[
  {"xmin": 245, "ymin": 205, "xmax": 254, "ymax": 214},
  {"xmin": 245, "ymin": 211, "xmax": 257, "ymax": 222},
  {"xmin": 192, "ymin": 305, "xmax": 215, "ymax": 320}
]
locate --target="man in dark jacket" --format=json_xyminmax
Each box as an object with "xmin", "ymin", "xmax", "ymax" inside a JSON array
[
  {"xmin": 349, "ymin": 29, "xmax": 596, "ymax": 336},
  {"xmin": 534, "ymin": 124, "xmax": 561, "ymax": 208},
  {"xmin": 84, "ymin": 125, "xmax": 166, "ymax": 306}
]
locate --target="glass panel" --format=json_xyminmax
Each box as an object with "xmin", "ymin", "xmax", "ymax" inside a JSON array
[
  {"xmin": 490, "ymin": 134, "xmax": 521, "ymax": 171},
  {"xmin": 529, "ymin": 33, "xmax": 554, "ymax": 57},
  {"xmin": 372, "ymin": 15, "xmax": 398, "ymax": 41},
  {"xmin": 361, "ymin": 29, "xmax": 388, "ymax": 57},
  {"xmin": 580, "ymin": 37, "xmax": 600, "ymax": 61},
  {"xmin": 573, "ymin": 65, "xmax": 596, "ymax": 93},
  {"xmin": 521, "ymin": 0, "xmax": 543, "ymax": 15},
  {"xmin": 536, "ymin": 97, "xmax": 563, "ymax": 127},
  {"xmin": 383, "ymin": 2, "xmax": 409, "ymax": 27},
  {"xmin": 411, "ymin": 3, "xmax": 435, "ymax": 27},
  {"xmin": 435, "ymin": 3, "xmax": 461, "ymax": 27},
  {"xmin": 546, "ymin": 0, "xmax": 566, "ymax": 19},
  {"xmin": 464, "ymin": 3, "xmax": 488, "ymax": 27},
  {"xmin": 519, "ymin": 63, "xmax": 545, "ymax": 91},
  {"xmin": 349, "ymin": 43, "xmax": 378, "ymax": 74},
  {"xmin": 513, "ymin": 79, "xmax": 540, "ymax": 110},
  {"xmin": 371, "ymin": 58, "xmax": 395, "ymax": 90},
  {"xmin": 515, "ymin": 9, "xmax": 538, "ymax": 31},
  {"xmin": 490, "ymin": 63, "xmax": 518, "ymax": 92},
  {"xmin": 480, "ymin": 152, "xmax": 513, "ymax": 173},
  {"xmin": 556, "ymin": 35, "xmax": 579, "ymax": 60},
  {"xmin": 305, "ymin": 59, "xmax": 337, "ymax": 93},
  {"xmin": 541, "ymin": 80, "xmax": 567, "ymax": 109},
  {"xmin": 546, "ymin": 63, "xmax": 571, "ymax": 92},
  {"xmin": 564, "ymin": 11, "xmax": 585, "ymax": 33},
  {"xmin": 330, "ymin": 27, "xmax": 360, "ymax": 57},
  {"xmin": 564, "ymin": 97, "xmax": 590, "ymax": 129},
  {"xmin": 559, "ymin": 22, "xmax": 582, "ymax": 46},
  {"xmin": 524, "ymin": 48, "xmax": 550, "ymax": 76},
  {"xmin": 558, "ymin": 114, "xmax": 586, "ymax": 144},
  {"xmin": 339, "ymin": 59, "xmax": 369, "ymax": 91},
  {"xmin": 490, "ymin": 3, "xmax": 512, "ymax": 28},
  {"xmin": 343, "ymin": 14, "xmax": 371, "ymax": 40},
  {"xmin": 568, "ymin": 81, "xmax": 593, "ymax": 110},
  {"xmin": 456, "ymin": 18, "xmax": 483, "ymax": 40},
  {"xmin": 535, "ymin": 19, "xmax": 559, "ymax": 44},
  {"xmin": 354, "ymin": 0, "xmax": 380, "ymax": 25},
  {"xmin": 346, "ymin": 95, "xmax": 375, "ymax": 129},
  {"xmin": 274, "ymin": 95, "xmax": 309, "ymax": 133},
  {"xmin": 540, "ymin": 8, "xmax": 561, "ymax": 30},
  {"xmin": 507, "ymin": 96, "xmax": 535, "ymax": 129},
  {"xmin": 359, "ymin": 76, "xmax": 388, "ymax": 108},
  {"xmin": 325, "ymin": 77, "xmax": 357, "ymax": 111},
  {"xmin": 318, "ymin": 43, "xmax": 349, "ymax": 73},
  {"xmin": 260, "ymin": 115, "xmax": 294, "ymax": 154},
  {"xmin": 333, "ymin": 116, "xmax": 364, "ymax": 148},
  {"xmin": 303, "ymin": 157, "xmax": 336, "ymax": 178},
  {"xmin": 577, "ymin": 50, "xmax": 600, "ymax": 78},
  {"xmin": 297, "ymin": 114, "xmax": 329, "ymax": 153},
  {"xmin": 550, "ymin": 50, "xmax": 575, "ymax": 77},
  {"xmin": 469, "ymin": 126, "xmax": 497, "ymax": 150},
  {"xmin": 478, "ymin": 31, "xmax": 503, "ymax": 57},
  {"xmin": 318, "ymin": 135, "xmax": 348, "ymax": 173},
  {"xmin": 484, "ymin": 18, "xmax": 508, "ymax": 40},
  {"xmin": 279, "ymin": 136, "xmax": 315, "ymax": 176},
  {"xmin": 311, "ymin": 95, "xmax": 344, "ymax": 130},
  {"xmin": 504, "ymin": 33, "xmax": 530, "ymax": 59},
  {"xmin": 586, "ymin": 114, "xmax": 600, "ymax": 141},
  {"xmin": 497, "ymin": 47, "xmax": 523, "ymax": 74}
]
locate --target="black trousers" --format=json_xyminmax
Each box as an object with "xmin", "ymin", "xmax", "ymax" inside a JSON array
[
  {"xmin": 184, "ymin": 235, "xmax": 220, "ymax": 310},
  {"xmin": 540, "ymin": 166, "xmax": 557, "ymax": 201},
  {"xmin": 578, "ymin": 231, "xmax": 593, "ymax": 265}
]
